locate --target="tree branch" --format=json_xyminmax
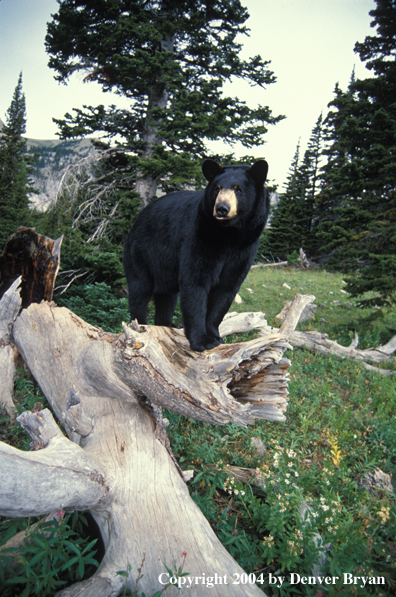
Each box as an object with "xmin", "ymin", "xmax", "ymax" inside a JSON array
[{"xmin": 0, "ymin": 409, "xmax": 108, "ymax": 518}]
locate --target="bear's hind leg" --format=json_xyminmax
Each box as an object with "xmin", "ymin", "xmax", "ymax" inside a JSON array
[{"xmin": 154, "ymin": 293, "xmax": 178, "ymax": 327}]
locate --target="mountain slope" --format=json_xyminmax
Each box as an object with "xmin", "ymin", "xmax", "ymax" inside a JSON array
[{"xmin": 27, "ymin": 137, "xmax": 95, "ymax": 211}]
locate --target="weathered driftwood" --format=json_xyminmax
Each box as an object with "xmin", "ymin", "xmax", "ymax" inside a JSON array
[
  {"xmin": 298, "ymin": 248, "xmax": 310, "ymax": 269},
  {"xmin": 270, "ymin": 293, "xmax": 395, "ymax": 375},
  {"xmin": 251, "ymin": 260, "xmax": 287, "ymax": 269},
  {"xmin": 287, "ymin": 329, "xmax": 396, "ymax": 375},
  {"xmin": 276, "ymin": 300, "xmax": 317, "ymax": 324},
  {"xmin": 0, "ymin": 277, "xmax": 23, "ymax": 422},
  {"xmin": 118, "ymin": 313, "xmax": 293, "ymax": 425},
  {"xmin": 0, "ymin": 283, "xmax": 314, "ymax": 597}
]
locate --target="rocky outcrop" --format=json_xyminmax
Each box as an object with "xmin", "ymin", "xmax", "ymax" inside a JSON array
[{"xmin": 26, "ymin": 137, "xmax": 95, "ymax": 211}]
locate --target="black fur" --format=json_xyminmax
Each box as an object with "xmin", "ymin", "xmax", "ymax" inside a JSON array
[{"xmin": 123, "ymin": 159, "xmax": 269, "ymax": 351}]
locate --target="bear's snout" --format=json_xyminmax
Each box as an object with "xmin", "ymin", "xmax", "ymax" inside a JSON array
[
  {"xmin": 214, "ymin": 202, "xmax": 230, "ymax": 219},
  {"xmin": 213, "ymin": 189, "xmax": 238, "ymax": 220}
]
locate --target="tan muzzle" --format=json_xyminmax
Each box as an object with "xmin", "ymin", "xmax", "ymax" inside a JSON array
[{"xmin": 213, "ymin": 189, "xmax": 238, "ymax": 220}]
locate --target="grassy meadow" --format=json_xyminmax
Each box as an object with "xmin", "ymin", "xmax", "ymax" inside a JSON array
[{"xmin": 1, "ymin": 266, "xmax": 395, "ymax": 596}]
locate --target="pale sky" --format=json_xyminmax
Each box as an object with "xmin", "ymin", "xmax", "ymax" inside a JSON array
[{"xmin": 0, "ymin": 0, "xmax": 376, "ymax": 190}]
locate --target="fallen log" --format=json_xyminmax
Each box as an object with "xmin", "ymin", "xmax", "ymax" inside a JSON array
[
  {"xmin": 270, "ymin": 294, "xmax": 396, "ymax": 375},
  {"xmin": 251, "ymin": 260, "xmax": 287, "ymax": 269},
  {"xmin": 251, "ymin": 249, "xmax": 310, "ymax": 270},
  {"xmin": 0, "ymin": 252, "xmax": 314, "ymax": 597}
]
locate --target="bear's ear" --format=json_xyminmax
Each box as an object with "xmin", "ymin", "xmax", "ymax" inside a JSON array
[
  {"xmin": 202, "ymin": 159, "xmax": 224, "ymax": 182},
  {"xmin": 249, "ymin": 160, "xmax": 268, "ymax": 185}
]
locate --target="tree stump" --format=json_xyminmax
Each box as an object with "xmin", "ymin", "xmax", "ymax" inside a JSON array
[
  {"xmin": 0, "ymin": 230, "xmax": 315, "ymax": 596},
  {"xmin": 0, "ymin": 227, "xmax": 63, "ymax": 307},
  {"xmin": 0, "ymin": 228, "xmax": 62, "ymax": 422}
]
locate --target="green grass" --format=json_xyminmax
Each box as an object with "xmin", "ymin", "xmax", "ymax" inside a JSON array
[
  {"xmin": 167, "ymin": 266, "xmax": 396, "ymax": 596},
  {"xmin": 1, "ymin": 267, "xmax": 395, "ymax": 596}
]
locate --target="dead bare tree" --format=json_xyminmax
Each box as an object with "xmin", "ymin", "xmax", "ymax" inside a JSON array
[{"xmin": 51, "ymin": 146, "xmax": 134, "ymax": 243}]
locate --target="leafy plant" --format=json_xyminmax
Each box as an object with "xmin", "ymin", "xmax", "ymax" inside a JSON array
[{"xmin": 0, "ymin": 514, "xmax": 99, "ymax": 597}]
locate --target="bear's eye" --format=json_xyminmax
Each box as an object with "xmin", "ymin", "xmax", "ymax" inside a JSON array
[
  {"xmin": 216, "ymin": 185, "xmax": 222, "ymax": 194},
  {"xmin": 233, "ymin": 185, "xmax": 242, "ymax": 194}
]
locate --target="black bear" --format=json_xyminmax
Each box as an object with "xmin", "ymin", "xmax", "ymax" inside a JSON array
[{"xmin": 123, "ymin": 159, "xmax": 269, "ymax": 352}]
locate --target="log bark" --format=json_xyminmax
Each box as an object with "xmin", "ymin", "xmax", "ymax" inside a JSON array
[{"xmin": 0, "ymin": 290, "xmax": 314, "ymax": 596}]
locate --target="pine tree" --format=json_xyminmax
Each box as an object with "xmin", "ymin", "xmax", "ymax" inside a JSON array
[
  {"xmin": 45, "ymin": 0, "xmax": 283, "ymax": 207},
  {"xmin": 0, "ymin": 73, "xmax": 31, "ymax": 250},
  {"xmin": 261, "ymin": 114, "xmax": 324, "ymax": 261},
  {"xmin": 315, "ymin": 81, "xmax": 360, "ymax": 264},
  {"xmin": 260, "ymin": 142, "xmax": 307, "ymax": 261},
  {"xmin": 299, "ymin": 113, "xmax": 324, "ymax": 254},
  {"xmin": 317, "ymin": 0, "xmax": 396, "ymax": 306}
]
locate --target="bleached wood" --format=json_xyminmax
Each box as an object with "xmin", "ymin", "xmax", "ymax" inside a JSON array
[
  {"xmin": 271, "ymin": 295, "xmax": 395, "ymax": 375},
  {"xmin": 378, "ymin": 334, "xmax": 396, "ymax": 355},
  {"xmin": 1, "ymin": 288, "xmax": 314, "ymax": 596},
  {"xmin": 0, "ymin": 409, "xmax": 108, "ymax": 518},
  {"xmin": 115, "ymin": 318, "xmax": 292, "ymax": 424},
  {"xmin": 0, "ymin": 347, "xmax": 17, "ymax": 422},
  {"xmin": 278, "ymin": 293, "xmax": 316, "ymax": 336},
  {"xmin": 251, "ymin": 261, "xmax": 288, "ymax": 268},
  {"xmin": 0, "ymin": 276, "xmax": 22, "ymax": 341},
  {"xmin": 218, "ymin": 310, "xmax": 271, "ymax": 336},
  {"xmin": 9, "ymin": 300, "xmax": 290, "ymax": 596},
  {"xmin": 288, "ymin": 329, "xmax": 396, "ymax": 371},
  {"xmin": 361, "ymin": 363, "xmax": 395, "ymax": 376},
  {"xmin": 276, "ymin": 301, "xmax": 317, "ymax": 324},
  {"xmin": 0, "ymin": 276, "xmax": 22, "ymax": 421}
]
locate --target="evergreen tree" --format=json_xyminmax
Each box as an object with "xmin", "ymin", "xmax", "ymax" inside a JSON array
[
  {"xmin": 261, "ymin": 114, "xmax": 324, "ymax": 261},
  {"xmin": 317, "ymin": 0, "xmax": 396, "ymax": 306},
  {"xmin": 299, "ymin": 113, "xmax": 324, "ymax": 254},
  {"xmin": 45, "ymin": 0, "xmax": 283, "ymax": 207},
  {"xmin": 0, "ymin": 73, "xmax": 31, "ymax": 250},
  {"xmin": 315, "ymin": 80, "xmax": 360, "ymax": 263},
  {"xmin": 261, "ymin": 142, "xmax": 306, "ymax": 261}
]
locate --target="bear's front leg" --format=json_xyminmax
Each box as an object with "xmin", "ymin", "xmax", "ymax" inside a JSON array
[
  {"xmin": 206, "ymin": 280, "xmax": 245, "ymax": 345},
  {"xmin": 189, "ymin": 332, "xmax": 222, "ymax": 353},
  {"xmin": 179, "ymin": 287, "xmax": 222, "ymax": 352}
]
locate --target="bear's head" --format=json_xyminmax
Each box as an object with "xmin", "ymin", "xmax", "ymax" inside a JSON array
[{"xmin": 202, "ymin": 159, "xmax": 268, "ymax": 226}]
